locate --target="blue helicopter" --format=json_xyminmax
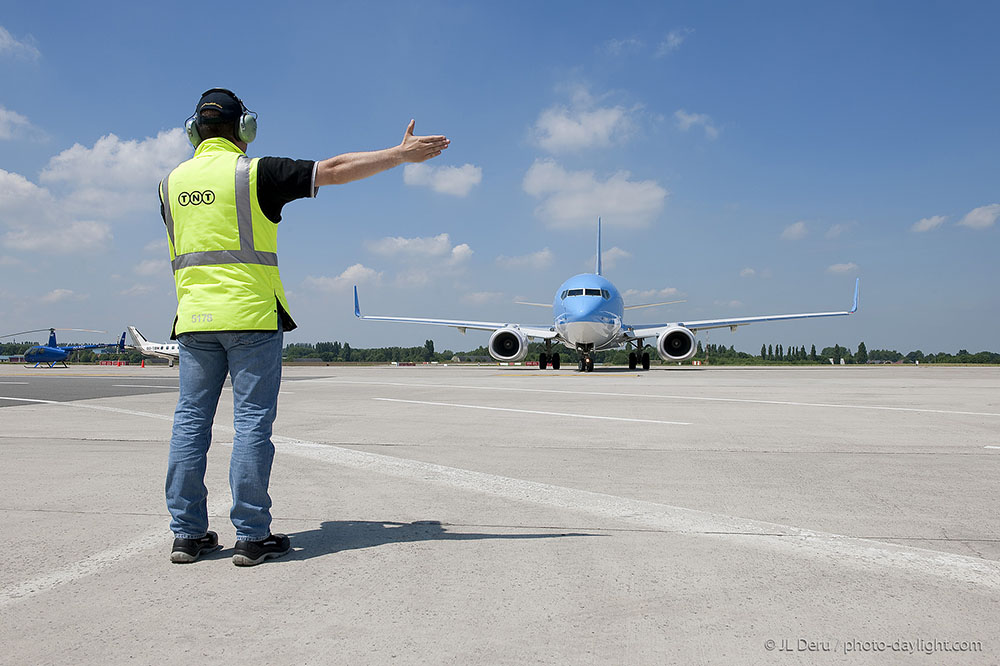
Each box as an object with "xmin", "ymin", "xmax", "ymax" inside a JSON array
[{"xmin": 1, "ymin": 328, "xmax": 126, "ymax": 368}]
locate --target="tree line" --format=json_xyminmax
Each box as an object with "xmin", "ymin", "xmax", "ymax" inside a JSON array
[{"xmin": 3, "ymin": 339, "xmax": 998, "ymax": 366}]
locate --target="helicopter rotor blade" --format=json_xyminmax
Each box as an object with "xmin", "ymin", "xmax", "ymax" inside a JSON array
[{"xmin": 1, "ymin": 327, "xmax": 107, "ymax": 339}]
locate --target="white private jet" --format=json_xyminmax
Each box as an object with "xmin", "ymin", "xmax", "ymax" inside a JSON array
[
  {"xmin": 127, "ymin": 326, "xmax": 180, "ymax": 367},
  {"xmin": 355, "ymin": 221, "xmax": 860, "ymax": 372}
]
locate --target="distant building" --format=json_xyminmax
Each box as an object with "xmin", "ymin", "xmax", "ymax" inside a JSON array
[
  {"xmin": 0, "ymin": 355, "xmax": 26, "ymax": 363},
  {"xmin": 451, "ymin": 355, "xmax": 492, "ymax": 363}
]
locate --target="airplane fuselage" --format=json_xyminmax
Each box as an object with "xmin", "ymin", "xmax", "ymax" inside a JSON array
[{"xmin": 553, "ymin": 273, "xmax": 625, "ymax": 351}]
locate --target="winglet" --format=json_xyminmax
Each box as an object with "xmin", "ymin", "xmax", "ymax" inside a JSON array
[
  {"xmin": 354, "ymin": 286, "xmax": 361, "ymax": 318},
  {"xmin": 595, "ymin": 217, "xmax": 602, "ymax": 276},
  {"xmin": 850, "ymin": 278, "xmax": 860, "ymax": 314}
]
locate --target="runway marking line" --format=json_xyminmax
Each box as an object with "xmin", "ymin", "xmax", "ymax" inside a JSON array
[
  {"xmin": 317, "ymin": 379, "xmax": 1000, "ymax": 418},
  {"xmin": 373, "ymin": 397, "xmax": 691, "ymax": 426},
  {"xmin": 2, "ymin": 391, "xmax": 1000, "ymax": 606},
  {"xmin": 112, "ymin": 384, "xmax": 179, "ymax": 389}
]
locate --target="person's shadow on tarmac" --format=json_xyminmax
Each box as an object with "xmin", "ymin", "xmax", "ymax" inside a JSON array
[{"xmin": 279, "ymin": 520, "xmax": 596, "ymax": 561}]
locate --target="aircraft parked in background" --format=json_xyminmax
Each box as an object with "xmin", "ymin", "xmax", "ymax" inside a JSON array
[
  {"xmin": 0, "ymin": 328, "xmax": 126, "ymax": 368},
  {"xmin": 354, "ymin": 220, "xmax": 860, "ymax": 372},
  {"xmin": 127, "ymin": 326, "xmax": 179, "ymax": 366}
]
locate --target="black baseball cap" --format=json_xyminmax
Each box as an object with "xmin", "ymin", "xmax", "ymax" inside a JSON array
[{"xmin": 196, "ymin": 88, "xmax": 243, "ymax": 124}]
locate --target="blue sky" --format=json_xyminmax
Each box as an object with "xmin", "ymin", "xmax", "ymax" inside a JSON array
[{"xmin": 1, "ymin": 1, "xmax": 997, "ymax": 354}]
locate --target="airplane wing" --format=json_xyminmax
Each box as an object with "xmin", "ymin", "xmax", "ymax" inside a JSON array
[
  {"xmin": 354, "ymin": 287, "xmax": 558, "ymax": 340},
  {"xmin": 626, "ymin": 278, "xmax": 860, "ymax": 339}
]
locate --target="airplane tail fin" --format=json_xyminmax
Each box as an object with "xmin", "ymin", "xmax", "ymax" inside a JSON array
[
  {"xmin": 595, "ymin": 217, "xmax": 602, "ymax": 276},
  {"xmin": 127, "ymin": 326, "xmax": 148, "ymax": 347},
  {"xmin": 117, "ymin": 331, "xmax": 126, "ymax": 352},
  {"xmin": 48, "ymin": 328, "xmax": 57, "ymax": 347}
]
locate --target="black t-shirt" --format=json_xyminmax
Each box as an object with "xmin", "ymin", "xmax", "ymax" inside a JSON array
[{"xmin": 256, "ymin": 156, "xmax": 317, "ymax": 222}]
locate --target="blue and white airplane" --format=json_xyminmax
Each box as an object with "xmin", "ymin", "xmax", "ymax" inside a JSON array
[
  {"xmin": 354, "ymin": 221, "xmax": 860, "ymax": 372},
  {"xmin": 127, "ymin": 326, "xmax": 180, "ymax": 367}
]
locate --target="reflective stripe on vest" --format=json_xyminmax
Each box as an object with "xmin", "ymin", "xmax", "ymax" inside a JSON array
[{"xmin": 164, "ymin": 156, "xmax": 278, "ymax": 272}]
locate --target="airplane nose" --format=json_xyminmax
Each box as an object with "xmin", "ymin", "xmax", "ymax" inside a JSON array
[{"xmin": 564, "ymin": 298, "xmax": 601, "ymax": 321}]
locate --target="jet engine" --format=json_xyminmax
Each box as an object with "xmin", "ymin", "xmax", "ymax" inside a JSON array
[
  {"xmin": 656, "ymin": 326, "xmax": 696, "ymax": 362},
  {"xmin": 489, "ymin": 327, "xmax": 529, "ymax": 362}
]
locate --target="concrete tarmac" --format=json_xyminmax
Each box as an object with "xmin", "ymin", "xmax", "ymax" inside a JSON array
[{"xmin": 1, "ymin": 363, "xmax": 998, "ymax": 664}]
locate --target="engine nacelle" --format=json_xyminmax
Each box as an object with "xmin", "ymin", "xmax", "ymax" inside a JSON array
[
  {"xmin": 656, "ymin": 326, "xmax": 697, "ymax": 362},
  {"xmin": 488, "ymin": 327, "xmax": 529, "ymax": 362}
]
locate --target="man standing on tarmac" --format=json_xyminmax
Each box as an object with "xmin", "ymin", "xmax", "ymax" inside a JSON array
[{"xmin": 160, "ymin": 88, "xmax": 449, "ymax": 566}]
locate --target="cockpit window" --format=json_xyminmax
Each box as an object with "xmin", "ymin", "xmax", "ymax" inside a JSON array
[
  {"xmin": 561, "ymin": 290, "xmax": 568, "ymax": 299},
  {"xmin": 567, "ymin": 288, "xmax": 584, "ymax": 296},
  {"xmin": 584, "ymin": 288, "xmax": 601, "ymax": 296},
  {"xmin": 601, "ymin": 289, "xmax": 610, "ymax": 300}
]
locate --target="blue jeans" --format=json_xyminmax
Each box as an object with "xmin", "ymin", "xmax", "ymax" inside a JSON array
[{"xmin": 166, "ymin": 329, "xmax": 283, "ymax": 541}]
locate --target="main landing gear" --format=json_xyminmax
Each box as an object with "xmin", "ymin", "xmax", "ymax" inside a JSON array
[
  {"xmin": 538, "ymin": 340, "xmax": 561, "ymax": 370},
  {"xmin": 628, "ymin": 351, "xmax": 651, "ymax": 371},
  {"xmin": 627, "ymin": 340, "xmax": 651, "ymax": 371},
  {"xmin": 538, "ymin": 352, "xmax": 561, "ymax": 370}
]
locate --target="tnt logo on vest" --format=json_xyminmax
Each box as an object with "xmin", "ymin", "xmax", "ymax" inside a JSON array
[{"xmin": 178, "ymin": 190, "xmax": 216, "ymax": 206}]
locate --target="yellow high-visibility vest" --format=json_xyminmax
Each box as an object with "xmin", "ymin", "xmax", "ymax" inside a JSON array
[{"xmin": 160, "ymin": 138, "xmax": 294, "ymax": 336}]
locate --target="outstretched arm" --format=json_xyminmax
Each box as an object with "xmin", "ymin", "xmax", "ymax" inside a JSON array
[{"xmin": 315, "ymin": 120, "xmax": 450, "ymax": 186}]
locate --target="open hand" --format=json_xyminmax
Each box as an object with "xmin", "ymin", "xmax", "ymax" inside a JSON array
[{"xmin": 400, "ymin": 120, "xmax": 450, "ymax": 163}]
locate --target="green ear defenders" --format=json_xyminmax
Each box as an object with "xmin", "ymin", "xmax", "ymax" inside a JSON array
[{"xmin": 184, "ymin": 88, "xmax": 258, "ymax": 148}]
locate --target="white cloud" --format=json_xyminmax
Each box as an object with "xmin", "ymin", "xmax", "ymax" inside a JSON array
[
  {"xmin": 827, "ymin": 262, "xmax": 859, "ymax": 274},
  {"xmin": 910, "ymin": 215, "xmax": 947, "ymax": 233},
  {"xmin": 523, "ymin": 159, "xmax": 667, "ymax": 228},
  {"xmin": 0, "ymin": 130, "xmax": 189, "ymax": 256},
  {"xmin": 366, "ymin": 232, "xmax": 472, "ymax": 266},
  {"xmin": 674, "ymin": 109, "xmax": 719, "ymax": 140},
  {"xmin": 780, "ymin": 221, "xmax": 808, "ymax": 240},
  {"xmin": 40, "ymin": 129, "xmax": 191, "ymax": 218},
  {"xmin": 0, "ymin": 106, "xmax": 36, "ymax": 140},
  {"xmin": 120, "ymin": 284, "xmax": 154, "ymax": 297},
  {"xmin": 740, "ymin": 267, "xmax": 756, "ymax": 278},
  {"xmin": 41, "ymin": 288, "xmax": 75, "ymax": 304},
  {"xmin": 825, "ymin": 223, "xmax": 851, "ymax": 239},
  {"xmin": 134, "ymin": 258, "xmax": 168, "ymax": 276},
  {"xmin": 403, "ymin": 163, "xmax": 481, "ymax": 196},
  {"xmin": 4, "ymin": 220, "xmax": 111, "ymax": 253},
  {"xmin": 0, "ymin": 168, "xmax": 56, "ymax": 221},
  {"xmin": 0, "ymin": 25, "xmax": 40, "ymax": 60},
  {"xmin": 534, "ymin": 103, "xmax": 634, "ymax": 153},
  {"xmin": 593, "ymin": 246, "xmax": 631, "ymax": 271},
  {"xmin": 449, "ymin": 243, "xmax": 473, "ymax": 264},
  {"xmin": 655, "ymin": 28, "xmax": 693, "ymax": 57},
  {"xmin": 461, "ymin": 291, "xmax": 505, "ymax": 305},
  {"xmin": 958, "ymin": 204, "xmax": 1000, "ymax": 230},
  {"xmin": 623, "ymin": 287, "xmax": 681, "ymax": 301},
  {"xmin": 602, "ymin": 38, "xmax": 644, "ymax": 56},
  {"xmin": 303, "ymin": 263, "xmax": 382, "ymax": 293},
  {"xmin": 496, "ymin": 248, "xmax": 554, "ymax": 270},
  {"xmin": 144, "ymin": 238, "xmax": 167, "ymax": 253},
  {"xmin": 714, "ymin": 299, "xmax": 743, "ymax": 308},
  {"xmin": 367, "ymin": 233, "xmax": 453, "ymax": 257}
]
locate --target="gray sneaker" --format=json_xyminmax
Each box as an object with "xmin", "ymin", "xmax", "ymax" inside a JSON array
[{"xmin": 232, "ymin": 533, "xmax": 291, "ymax": 566}]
